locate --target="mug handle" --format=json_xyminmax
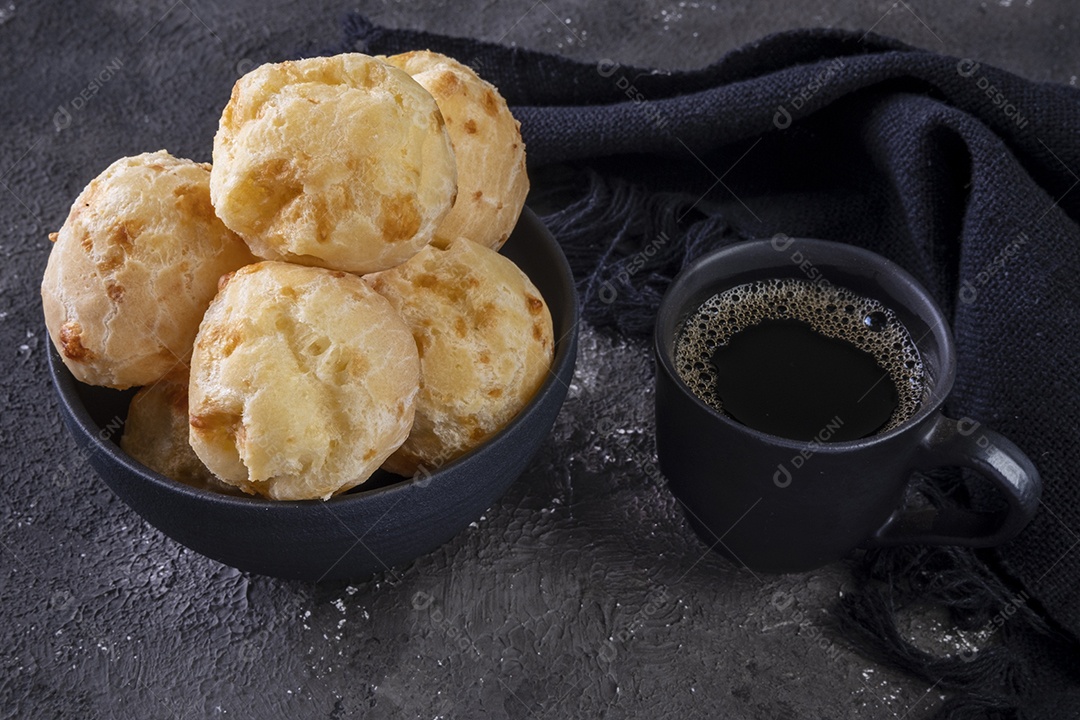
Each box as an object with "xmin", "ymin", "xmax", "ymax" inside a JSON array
[{"xmin": 869, "ymin": 413, "xmax": 1042, "ymax": 547}]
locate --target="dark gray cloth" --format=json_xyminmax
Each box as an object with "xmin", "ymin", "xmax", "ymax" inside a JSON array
[{"xmin": 341, "ymin": 15, "xmax": 1080, "ymax": 715}]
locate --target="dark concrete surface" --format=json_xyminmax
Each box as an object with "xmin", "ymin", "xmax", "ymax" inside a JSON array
[{"xmin": 0, "ymin": 1, "xmax": 1073, "ymax": 718}]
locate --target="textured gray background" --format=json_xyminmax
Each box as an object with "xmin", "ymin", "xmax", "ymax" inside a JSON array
[{"xmin": 1, "ymin": 1, "xmax": 1074, "ymax": 718}]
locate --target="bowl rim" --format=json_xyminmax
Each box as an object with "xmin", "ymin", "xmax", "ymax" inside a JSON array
[{"xmin": 48, "ymin": 206, "xmax": 580, "ymax": 511}]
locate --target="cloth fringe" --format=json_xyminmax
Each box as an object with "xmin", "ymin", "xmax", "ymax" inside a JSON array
[{"xmin": 536, "ymin": 168, "xmax": 743, "ymax": 338}]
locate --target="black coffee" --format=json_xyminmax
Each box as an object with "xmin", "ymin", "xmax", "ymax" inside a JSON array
[{"xmin": 675, "ymin": 278, "xmax": 926, "ymax": 441}]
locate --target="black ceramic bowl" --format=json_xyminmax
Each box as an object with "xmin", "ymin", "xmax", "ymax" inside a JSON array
[{"xmin": 49, "ymin": 208, "xmax": 579, "ymax": 581}]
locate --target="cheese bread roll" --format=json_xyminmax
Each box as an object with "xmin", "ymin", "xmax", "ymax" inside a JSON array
[
  {"xmin": 121, "ymin": 367, "xmax": 238, "ymax": 494},
  {"xmin": 189, "ymin": 261, "xmax": 420, "ymax": 500},
  {"xmin": 42, "ymin": 150, "xmax": 256, "ymax": 388},
  {"xmin": 383, "ymin": 50, "xmax": 528, "ymax": 251},
  {"xmin": 367, "ymin": 239, "xmax": 553, "ymax": 476},
  {"xmin": 210, "ymin": 53, "xmax": 457, "ymax": 274}
]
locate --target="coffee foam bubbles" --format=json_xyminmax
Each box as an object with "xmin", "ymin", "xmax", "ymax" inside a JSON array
[{"xmin": 675, "ymin": 278, "xmax": 926, "ymax": 434}]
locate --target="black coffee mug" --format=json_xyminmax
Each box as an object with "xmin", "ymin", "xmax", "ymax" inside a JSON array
[{"xmin": 654, "ymin": 238, "xmax": 1041, "ymax": 573}]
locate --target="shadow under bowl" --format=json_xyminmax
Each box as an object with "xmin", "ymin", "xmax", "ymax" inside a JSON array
[{"xmin": 48, "ymin": 207, "xmax": 579, "ymax": 581}]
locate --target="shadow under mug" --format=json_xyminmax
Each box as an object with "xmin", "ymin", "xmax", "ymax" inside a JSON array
[{"xmin": 654, "ymin": 238, "xmax": 1042, "ymax": 574}]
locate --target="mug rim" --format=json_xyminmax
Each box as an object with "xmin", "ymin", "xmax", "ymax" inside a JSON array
[{"xmin": 654, "ymin": 237, "xmax": 957, "ymax": 452}]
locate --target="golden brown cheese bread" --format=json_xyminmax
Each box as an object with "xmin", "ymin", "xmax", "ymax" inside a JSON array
[
  {"xmin": 188, "ymin": 261, "xmax": 420, "ymax": 500},
  {"xmin": 366, "ymin": 238, "xmax": 553, "ymax": 476},
  {"xmin": 210, "ymin": 53, "xmax": 458, "ymax": 274},
  {"xmin": 383, "ymin": 50, "xmax": 528, "ymax": 251},
  {"xmin": 41, "ymin": 151, "xmax": 256, "ymax": 389},
  {"xmin": 120, "ymin": 368, "xmax": 239, "ymax": 494}
]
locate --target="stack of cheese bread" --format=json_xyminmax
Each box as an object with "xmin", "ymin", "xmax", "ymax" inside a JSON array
[{"xmin": 42, "ymin": 51, "xmax": 553, "ymax": 501}]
